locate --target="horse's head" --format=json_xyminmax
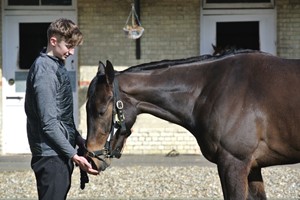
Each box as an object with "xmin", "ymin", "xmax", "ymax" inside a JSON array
[{"xmin": 86, "ymin": 60, "xmax": 130, "ymax": 172}]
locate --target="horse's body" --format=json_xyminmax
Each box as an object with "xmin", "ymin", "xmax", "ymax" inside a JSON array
[{"xmin": 86, "ymin": 50, "xmax": 300, "ymax": 200}]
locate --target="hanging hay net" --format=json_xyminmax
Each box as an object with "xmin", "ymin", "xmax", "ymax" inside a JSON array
[{"xmin": 123, "ymin": 4, "xmax": 144, "ymax": 39}]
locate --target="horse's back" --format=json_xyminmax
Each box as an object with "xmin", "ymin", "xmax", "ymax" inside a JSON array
[
  {"xmin": 217, "ymin": 52, "xmax": 300, "ymax": 101},
  {"xmin": 199, "ymin": 52, "xmax": 300, "ymax": 166}
]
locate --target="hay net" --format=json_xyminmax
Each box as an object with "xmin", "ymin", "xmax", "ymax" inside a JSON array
[{"xmin": 123, "ymin": 3, "xmax": 144, "ymax": 39}]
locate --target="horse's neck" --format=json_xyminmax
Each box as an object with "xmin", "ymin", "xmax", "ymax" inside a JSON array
[{"xmin": 118, "ymin": 67, "xmax": 203, "ymax": 128}]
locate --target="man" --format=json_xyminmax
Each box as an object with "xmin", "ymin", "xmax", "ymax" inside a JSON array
[{"xmin": 25, "ymin": 18, "xmax": 98, "ymax": 200}]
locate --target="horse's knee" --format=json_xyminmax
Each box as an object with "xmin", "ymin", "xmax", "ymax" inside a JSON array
[{"xmin": 217, "ymin": 156, "xmax": 251, "ymax": 200}]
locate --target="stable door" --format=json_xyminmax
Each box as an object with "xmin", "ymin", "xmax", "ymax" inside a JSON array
[{"xmin": 2, "ymin": 15, "xmax": 78, "ymax": 154}]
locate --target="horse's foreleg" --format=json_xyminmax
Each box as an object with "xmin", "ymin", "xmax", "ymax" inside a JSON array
[
  {"xmin": 217, "ymin": 152, "xmax": 251, "ymax": 200},
  {"xmin": 247, "ymin": 168, "xmax": 267, "ymax": 200}
]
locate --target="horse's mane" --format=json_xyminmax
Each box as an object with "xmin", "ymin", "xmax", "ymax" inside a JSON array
[
  {"xmin": 88, "ymin": 49, "xmax": 260, "ymax": 99},
  {"xmin": 122, "ymin": 49, "xmax": 258, "ymax": 73}
]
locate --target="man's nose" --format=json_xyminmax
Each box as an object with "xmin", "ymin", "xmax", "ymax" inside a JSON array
[{"xmin": 68, "ymin": 48, "xmax": 75, "ymax": 55}]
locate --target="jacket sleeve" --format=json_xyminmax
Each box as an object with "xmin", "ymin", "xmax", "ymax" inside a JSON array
[{"xmin": 34, "ymin": 69, "xmax": 77, "ymax": 159}]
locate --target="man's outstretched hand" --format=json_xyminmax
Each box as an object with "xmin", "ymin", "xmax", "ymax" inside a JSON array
[{"xmin": 72, "ymin": 154, "xmax": 99, "ymax": 175}]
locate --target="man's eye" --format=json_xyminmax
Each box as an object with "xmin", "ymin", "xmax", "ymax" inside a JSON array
[{"xmin": 66, "ymin": 44, "xmax": 74, "ymax": 49}]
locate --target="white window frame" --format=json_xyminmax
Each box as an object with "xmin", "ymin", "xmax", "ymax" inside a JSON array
[
  {"xmin": 200, "ymin": 9, "xmax": 277, "ymax": 55},
  {"xmin": 203, "ymin": 0, "xmax": 275, "ymax": 9},
  {"xmin": 4, "ymin": 0, "xmax": 76, "ymax": 10}
]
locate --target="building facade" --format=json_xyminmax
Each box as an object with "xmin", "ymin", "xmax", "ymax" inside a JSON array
[{"xmin": 0, "ymin": 0, "xmax": 299, "ymax": 155}]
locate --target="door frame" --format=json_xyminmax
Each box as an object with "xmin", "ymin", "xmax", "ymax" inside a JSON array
[
  {"xmin": 2, "ymin": 10, "xmax": 78, "ymax": 154},
  {"xmin": 200, "ymin": 9, "xmax": 277, "ymax": 55}
]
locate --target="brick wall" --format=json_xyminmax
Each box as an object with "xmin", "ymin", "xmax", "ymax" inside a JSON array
[
  {"xmin": 78, "ymin": 0, "xmax": 200, "ymax": 66},
  {"xmin": 277, "ymin": 0, "xmax": 300, "ymax": 58},
  {"xmin": 0, "ymin": 1, "xmax": 2, "ymax": 153},
  {"xmin": 77, "ymin": 0, "xmax": 201, "ymax": 155}
]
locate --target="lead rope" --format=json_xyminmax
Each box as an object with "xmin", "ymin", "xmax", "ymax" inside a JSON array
[{"xmin": 77, "ymin": 144, "xmax": 89, "ymax": 190}]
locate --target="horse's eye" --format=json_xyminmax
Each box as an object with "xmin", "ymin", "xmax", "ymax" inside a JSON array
[
  {"xmin": 98, "ymin": 110, "xmax": 105, "ymax": 116},
  {"xmin": 98, "ymin": 112, "xmax": 104, "ymax": 116},
  {"xmin": 98, "ymin": 111, "xmax": 107, "ymax": 116},
  {"xmin": 97, "ymin": 106, "xmax": 108, "ymax": 116}
]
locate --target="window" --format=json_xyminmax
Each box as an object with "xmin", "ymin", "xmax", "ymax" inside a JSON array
[
  {"xmin": 8, "ymin": 0, "xmax": 39, "ymax": 5},
  {"xmin": 203, "ymin": 0, "xmax": 274, "ymax": 9},
  {"xmin": 206, "ymin": 0, "xmax": 271, "ymax": 2},
  {"xmin": 8, "ymin": 0, "xmax": 72, "ymax": 6},
  {"xmin": 216, "ymin": 21, "xmax": 260, "ymax": 51},
  {"xmin": 5, "ymin": 0, "xmax": 75, "ymax": 9},
  {"xmin": 19, "ymin": 23, "xmax": 50, "ymax": 70},
  {"xmin": 200, "ymin": 10, "xmax": 277, "ymax": 55}
]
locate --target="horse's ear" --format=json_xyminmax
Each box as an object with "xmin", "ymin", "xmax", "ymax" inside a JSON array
[
  {"xmin": 97, "ymin": 61, "xmax": 105, "ymax": 75},
  {"xmin": 105, "ymin": 60, "xmax": 115, "ymax": 84},
  {"xmin": 212, "ymin": 44, "xmax": 217, "ymax": 51}
]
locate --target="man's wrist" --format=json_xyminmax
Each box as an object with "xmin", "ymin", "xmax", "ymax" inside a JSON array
[{"xmin": 71, "ymin": 154, "xmax": 79, "ymax": 162}]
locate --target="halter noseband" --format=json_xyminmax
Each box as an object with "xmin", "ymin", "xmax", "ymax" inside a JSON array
[{"xmin": 87, "ymin": 79, "xmax": 128, "ymax": 162}]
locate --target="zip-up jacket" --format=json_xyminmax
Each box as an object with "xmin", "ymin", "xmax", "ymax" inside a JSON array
[{"xmin": 25, "ymin": 50, "xmax": 78, "ymax": 159}]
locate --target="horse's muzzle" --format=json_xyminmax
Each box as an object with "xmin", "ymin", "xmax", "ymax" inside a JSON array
[
  {"xmin": 110, "ymin": 147, "xmax": 122, "ymax": 159},
  {"xmin": 87, "ymin": 155, "xmax": 111, "ymax": 172}
]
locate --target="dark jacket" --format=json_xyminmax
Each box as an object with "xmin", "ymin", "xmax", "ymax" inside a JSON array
[{"xmin": 25, "ymin": 50, "xmax": 78, "ymax": 159}]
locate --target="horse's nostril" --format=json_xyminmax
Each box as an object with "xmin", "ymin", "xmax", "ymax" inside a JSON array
[{"xmin": 100, "ymin": 164, "xmax": 107, "ymax": 171}]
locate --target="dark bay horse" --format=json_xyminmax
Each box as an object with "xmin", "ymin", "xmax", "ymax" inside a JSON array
[{"xmin": 85, "ymin": 50, "xmax": 300, "ymax": 200}]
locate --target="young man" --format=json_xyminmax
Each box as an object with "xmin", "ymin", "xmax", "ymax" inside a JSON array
[{"xmin": 25, "ymin": 18, "xmax": 98, "ymax": 200}]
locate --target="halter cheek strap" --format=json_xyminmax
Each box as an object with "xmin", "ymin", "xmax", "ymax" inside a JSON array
[{"xmin": 106, "ymin": 79, "xmax": 129, "ymax": 158}]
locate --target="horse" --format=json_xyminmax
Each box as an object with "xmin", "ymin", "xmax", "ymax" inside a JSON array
[
  {"xmin": 85, "ymin": 50, "xmax": 300, "ymax": 200},
  {"xmin": 212, "ymin": 44, "xmax": 240, "ymax": 56}
]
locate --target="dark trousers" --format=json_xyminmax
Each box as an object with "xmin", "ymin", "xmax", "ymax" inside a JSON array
[{"xmin": 31, "ymin": 156, "xmax": 74, "ymax": 200}]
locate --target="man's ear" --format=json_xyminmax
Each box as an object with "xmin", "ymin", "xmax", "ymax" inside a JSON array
[{"xmin": 49, "ymin": 36, "xmax": 57, "ymax": 47}]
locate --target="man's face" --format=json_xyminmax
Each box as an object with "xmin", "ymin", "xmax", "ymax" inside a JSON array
[{"xmin": 50, "ymin": 37, "xmax": 75, "ymax": 61}]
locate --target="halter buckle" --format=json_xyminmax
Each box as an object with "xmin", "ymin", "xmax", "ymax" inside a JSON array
[
  {"xmin": 87, "ymin": 151, "xmax": 96, "ymax": 158},
  {"xmin": 116, "ymin": 100, "xmax": 124, "ymax": 109}
]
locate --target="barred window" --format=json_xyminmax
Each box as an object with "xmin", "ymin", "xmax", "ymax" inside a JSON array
[
  {"xmin": 8, "ymin": 0, "xmax": 72, "ymax": 6},
  {"xmin": 203, "ymin": 0, "xmax": 274, "ymax": 9},
  {"xmin": 5, "ymin": 0, "xmax": 75, "ymax": 9}
]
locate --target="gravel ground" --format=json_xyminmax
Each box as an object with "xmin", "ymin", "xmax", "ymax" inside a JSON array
[{"xmin": 0, "ymin": 161, "xmax": 300, "ymax": 199}]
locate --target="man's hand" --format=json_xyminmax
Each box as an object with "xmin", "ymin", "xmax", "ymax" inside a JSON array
[{"xmin": 72, "ymin": 154, "xmax": 99, "ymax": 175}]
